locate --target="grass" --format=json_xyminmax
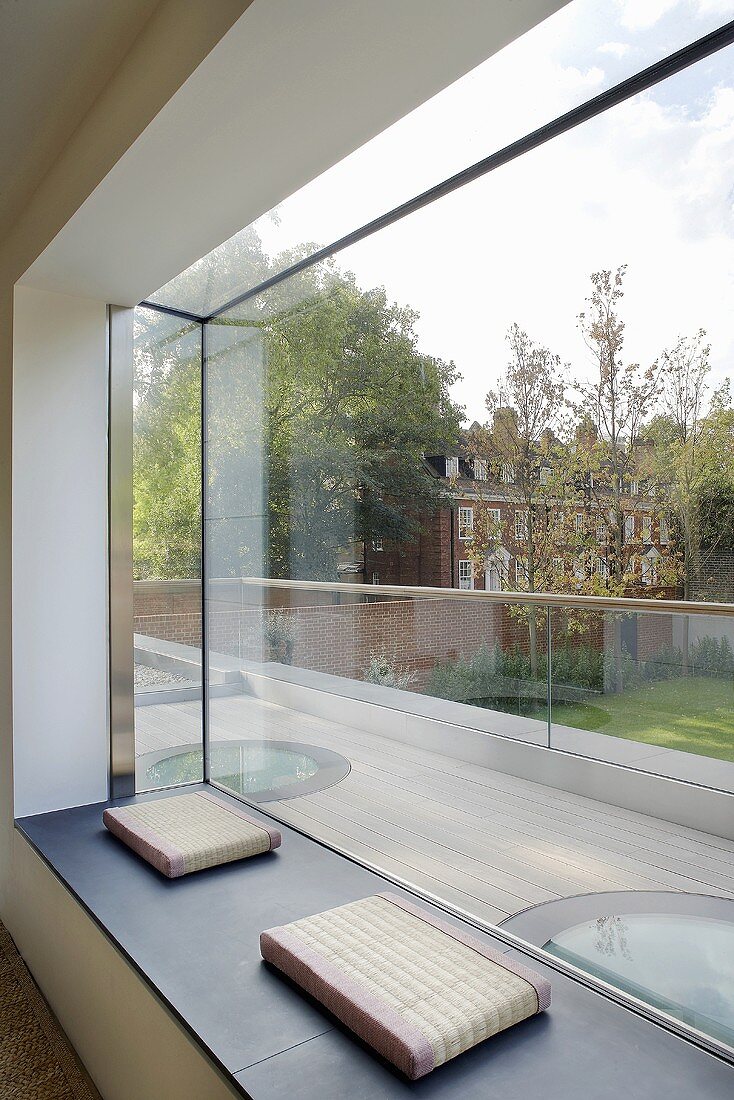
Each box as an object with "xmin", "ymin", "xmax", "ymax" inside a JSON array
[{"xmin": 550, "ymin": 676, "xmax": 734, "ymax": 763}]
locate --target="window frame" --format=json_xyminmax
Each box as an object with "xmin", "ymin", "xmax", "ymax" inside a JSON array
[
  {"xmin": 458, "ymin": 559, "xmax": 474, "ymax": 589},
  {"xmin": 458, "ymin": 505, "xmax": 474, "ymax": 540}
]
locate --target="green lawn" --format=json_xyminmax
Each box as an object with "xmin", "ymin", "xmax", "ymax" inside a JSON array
[{"xmin": 551, "ymin": 676, "xmax": 734, "ymax": 763}]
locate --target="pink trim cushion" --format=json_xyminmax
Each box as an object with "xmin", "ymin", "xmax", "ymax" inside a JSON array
[
  {"xmin": 260, "ymin": 893, "xmax": 550, "ymax": 1079},
  {"xmin": 103, "ymin": 791, "xmax": 281, "ymax": 878}
]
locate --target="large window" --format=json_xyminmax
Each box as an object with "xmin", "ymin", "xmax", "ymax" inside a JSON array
[{"xmin": 126, "ymin": 7, "xmax": 734, "ymax": 1059}]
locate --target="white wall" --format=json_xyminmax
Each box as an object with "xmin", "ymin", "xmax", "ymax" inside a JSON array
[{"xmin": 12, "ymin": 286, "xmax": 109, "ymax": 816}]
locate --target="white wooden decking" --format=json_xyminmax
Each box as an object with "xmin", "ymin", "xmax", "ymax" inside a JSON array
[{"xmin": 135, "ymin": 693, "xmax": 734, "ymax": 926}]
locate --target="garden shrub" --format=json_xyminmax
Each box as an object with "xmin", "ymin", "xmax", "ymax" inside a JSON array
[
  {"xmin": 689, "ymin": 635, "xmax": 734, "ymax": 676},
  {"xmin": 364, "ymin": 653, "xmax": 417, "ymax": 690}
]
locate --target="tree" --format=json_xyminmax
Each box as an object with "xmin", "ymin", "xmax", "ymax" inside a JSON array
[
  {"xmin": 569, "ymin": 265, "xmax": 672, "ymax": 592},
  {"xmin": 468, "ymin": 324, "xmax": 569, "ymax": 673},
  {"xmin": 648, "ymin": 332, "xmax": 734, "ymax": 601},
  {"xmin": 133, "ymin": 310, "xmax": 202, "ymax": 579},
  {"xmin": 261, "ymin": 264, "xmax": 463, "ymax": 578},
  {"xmin": 134, "ymin": 250, "xmax": 464, "ymax": 582}
]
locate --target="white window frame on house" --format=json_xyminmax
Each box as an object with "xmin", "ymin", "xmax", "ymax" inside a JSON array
[
  {"xmin": 595, "ymin": 556, "xmax": 609, "ymax": 579},
  {"xmin": 485, "ymin": 562, "xmax": 501, "ymax": 591},
  {"xmin": 371, "ymin": 572, "xmax": 380, "ymax": 585},
  {"xmin": 458, "ymin": 506, "xmax": 474, "ymax": 540},
  {"xmin": 624, "ymin": 514, "xmax": 635, "ymax": 543},
  {"xmin": 640, "ymin": 556, "xmax": 654, "ymax": 585},
  {"xmin": 631, "ymin": 479, "xmax": 639, "ymax": 496},
  {"xmin": 514, "ymin": 509, "xmax": 527, "ymax": 540},
  {"xmin": 371, "ymin": 537, "xmax": 384, "ymax": 551},
  {"xmin": 514, "ymin": 556, "xmax": 527, "ymax": 586},
  {"xmin": 660, "ymin": 513, "xmax": 670, "ymax": 545},
  {"xmin": 458, "ymin": 559, "xmax": 474, "ymax": 590},
  {"xmin": 473, "ymin": 458, "xmax": 488, "ymax": 481},
  {"xmin": 501, "ymin": 463, "xmax": 515, "ymax": 484},
  {"xmin": 642, "ymin": 515, "xmax": 652, "ymax": 544},
  {"xmin": 574, "ymin": 512, "xmax": 584, "ymax": 534},
  {"xmin": 539, "ymin": 465, "xmax": 550, "ymax": 485},
  {"xmin": 445, "ymin": 456, "xmax": 459, "ymax": 478},
  {"xmin": 596, "ymin": 518, "xmax": 606, "ymax": 542}
]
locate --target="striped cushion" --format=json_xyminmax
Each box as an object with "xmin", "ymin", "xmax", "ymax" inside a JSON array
[
  {"xmin": 103, "ymin": 791, "xmax": 281, "ymax": 877},
  {"xmin": 260, "ymin": 893, "xmax": 550, "ymax": 1079}
]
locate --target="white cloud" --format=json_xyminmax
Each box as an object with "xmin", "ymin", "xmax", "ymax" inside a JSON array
[
  {"xmin": 695, "ymin": 0, "xmax": 734, "ymax": 14},
  {"xmin": 598, "ymin": 41, "xmax": 631, "ymax": 58},
  {"xmin": 618, "ymin": 0, "xmax": 677, "ymax": 31}
]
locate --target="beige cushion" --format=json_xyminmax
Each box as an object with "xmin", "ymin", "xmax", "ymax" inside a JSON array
[
  {"xmin": 103, "ymin": 791, "xmax": 281, "ymax": 877},
  {"xmin": 261, "ymin": 893, "xmax": 550, "ymax": 1079}
]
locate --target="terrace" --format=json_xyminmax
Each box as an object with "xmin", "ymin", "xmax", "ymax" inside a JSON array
[{"xmin": 134, "ymin": 582, "xmax": 734, "ymax": 924}]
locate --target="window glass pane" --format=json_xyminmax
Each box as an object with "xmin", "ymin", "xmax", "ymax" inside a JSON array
[
  {"xmin": 147, "ymin": 0, "xmax": 731, "ymax": 316},
  {"xmin": 200, "ymin": 40, "xmax": 734, "ymax": 819},
  {"xmin": 132, "ymin": 306, "xmax": 203, "ymax": 791},
  {"xmin": 99, "ymin": 25, "xmax": 731, "ymax": 1055}
]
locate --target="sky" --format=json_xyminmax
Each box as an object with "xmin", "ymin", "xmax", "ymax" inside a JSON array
[{"xmin": 154, "ymin": 0, "xmax": 734, "ymax": 425}]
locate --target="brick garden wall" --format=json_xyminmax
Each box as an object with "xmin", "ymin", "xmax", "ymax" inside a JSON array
[{"xmin": 134, "ymin": 580, "xmax": 616, "ymax": 687}]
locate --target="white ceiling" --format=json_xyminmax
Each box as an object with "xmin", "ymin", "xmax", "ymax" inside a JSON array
[
  {"xmin": 0, "ymin": 0, "xmax": 160, "ymax": 242},
  {"xmin": 20, "ymin": 0, "xmax": 566, "ymax": 306}
]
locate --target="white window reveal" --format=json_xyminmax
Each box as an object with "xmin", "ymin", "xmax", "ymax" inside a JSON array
[
  {"xmin": 473, "ymin": 459, "xmax": 488, "ymax": 481},
  {"xmin": 501, "ymin": 463, "xmax": 515, "ymax": 484},
  {"xmin": 458, "ymin": 560, "xmax": 474, "ymax": 590},
  {"xmin": 445, "ymin": 456, "xmax": 459, "ymax": 478},
  {"xmin": 458, "ymin": 506, "xmax": 474, "ymax": 540},
  {"xmin": 539, "ymin": 466, "xmax": 550, "ymax": 485},
  {"xmin": 595, "ymin": 556, "xmax": 609, "ymax": 579},
  {"xmin": 371, "ymin": 538, "xmax": 384, "ymax": 551},
  {"xmin": 624, "ymin": 514, "xmax": 635, "ymax": 543},
  {"xmin": 514, "ymin": 510, "xmax": 528, "ymax": 540},
  {"xmin": 574, "ymin": 512, "xmax": 584, "ymax": 534},
  {"xmin": 514, "ymin": 557, "xmax": 527, "ymax": 586},
  {"xmin": 596, "ymin": 518, "xmax": 606, "ymax": 543},
  {"xmin": 371, "ymin": 572, "xmax": 380, "ymax": 585}
]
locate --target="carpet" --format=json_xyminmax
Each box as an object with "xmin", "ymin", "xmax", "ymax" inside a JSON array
[{"xmin": 0, "ymin": 920, "xmax": 101, "ymax": 1099}]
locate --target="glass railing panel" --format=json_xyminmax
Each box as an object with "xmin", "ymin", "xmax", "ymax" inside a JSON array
[
  {"xmin": 549, "ymin": 605, "xmax": 734, "ymax": 794},
  {"xmin": 201, "ymin": 582, "xmax": 552, "ymax": 777}
]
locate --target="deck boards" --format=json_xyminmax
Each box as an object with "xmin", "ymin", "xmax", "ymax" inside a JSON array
[{"xmin": 134, "ymin": 692, "xmax": 734, "ymax": 923}]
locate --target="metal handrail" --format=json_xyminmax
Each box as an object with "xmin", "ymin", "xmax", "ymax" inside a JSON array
[{"xmin": 238, "ymin": 576, "xmax": 734, "ymax": 617}]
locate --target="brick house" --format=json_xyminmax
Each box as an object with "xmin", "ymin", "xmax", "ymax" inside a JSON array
[{"xmin": 363, "ymin": 452, "xmax": 678, "ymax": 595}]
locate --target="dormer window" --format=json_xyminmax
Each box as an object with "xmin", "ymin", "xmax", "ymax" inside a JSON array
[
  {"xmin": 372, "ymin": 538, "xmax": 384, "ymax": 552},
  {"xmin": 539, "ymin": 466, "xmax": 550, "ymax": 485},
  {"xmin": 445, "ymin": 457, "xmax": 459, "ymax": 478},
  {"xmin": 501, "ymin": 463, "xmax": 515, "ymax": 484},
  {"xmin": 473, "ymin": 459, "xmax": 488, "ymax": 481}
]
